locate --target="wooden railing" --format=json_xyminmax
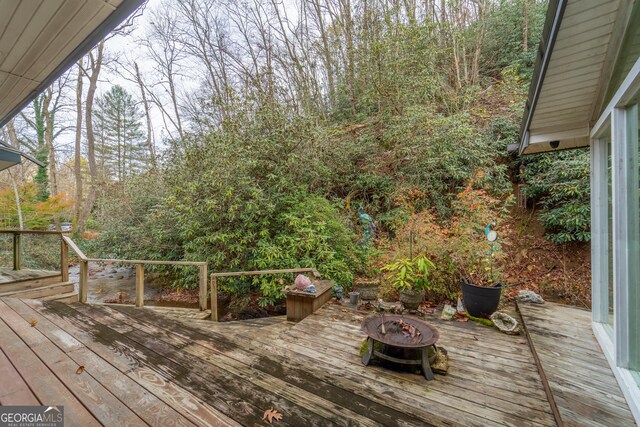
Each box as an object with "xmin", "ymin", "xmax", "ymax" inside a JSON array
[
  {"xmin": 209, "ymin": 268, "xmax": 321, "ymax": 321},
  {"xmin": 1, "ymin": 230, "xmax": 207, "ymax": 310},
  {"xmin": 0, "ymin": 230, "xmax": 67, "ymax": 279},
  {"xmin": 61, "ymin": 236, "xmax": 208, "ymax": 309}
]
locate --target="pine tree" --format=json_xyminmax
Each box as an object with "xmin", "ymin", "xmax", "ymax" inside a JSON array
[{"xmin": 93, "ymin": 85, "xmax": 147, "ymax": 181}]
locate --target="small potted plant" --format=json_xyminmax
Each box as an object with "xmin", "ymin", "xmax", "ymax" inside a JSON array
[{"xmin": 382, "ymin": 254, "xmax": 435, "ymax": 310}]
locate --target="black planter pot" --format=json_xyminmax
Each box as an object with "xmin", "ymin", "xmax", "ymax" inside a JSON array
[{"xmin": 460, "ymin": 279, "xmax": 502, "ymax": 318}]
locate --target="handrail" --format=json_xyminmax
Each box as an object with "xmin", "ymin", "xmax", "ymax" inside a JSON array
[
  {"xmin": 0, "ymin": 229, "xmax": 67, "ymax": 235},
  {"xmin": 209, "ymin": 267, "xmax": 321, "ymax": 321},
  {"xmin": 60, "ymin": 236, "xmax": 208, "ymax": 310},
  {"xmin": 61, "ymin": 235, "xmax": 87, "ymax": 260},
  {"xmin": 210, "ymin": 267, "xmax": 320, "ymax": 278},
  {"xmin": 1, "ymin": 229, "xmax": 67, "ymax": 274},
  {"xmin": 86, "ymin": 258, "xmax": 206, "ymax": 266}
]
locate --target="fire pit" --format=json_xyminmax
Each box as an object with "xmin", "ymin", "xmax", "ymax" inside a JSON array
[{"xmin": 361, "ymin": 314, "xmax": 439, "ymax": 380}]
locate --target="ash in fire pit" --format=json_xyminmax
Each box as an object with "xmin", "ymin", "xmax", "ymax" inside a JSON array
[{"xmin": 361, "ymin": 314, "xmax": 440, "ymax": 380}]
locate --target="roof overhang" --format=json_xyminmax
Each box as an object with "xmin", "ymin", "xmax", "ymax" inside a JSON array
[
  {"xmin": 0, "ymin": 0, "xmax": 146, "ymax": 130},
  {"xmin": 0, "ymin": 144, "xmax": 21, "ymax": 171},
  {"xmin": 516, "ymin": 0, "xmax": 636, "ymax": 155}
]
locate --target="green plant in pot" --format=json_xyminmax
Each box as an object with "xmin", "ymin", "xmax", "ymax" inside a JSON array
[
  {"xmin": 382, "ymin": 255, "xmax": 435, "ymax": 310},
  {"xmin": 458, "ymin": 222, "xmax": 504, "ymax": 318},
  {"xmin": 447, "ymin": 185, "xmax": 510, "ymax": 319}
]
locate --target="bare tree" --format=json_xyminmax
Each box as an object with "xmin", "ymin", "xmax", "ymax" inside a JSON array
[
  {"xmin": 134, "ymin": 62, "xmax": 156, "ymax": 167},
  {"xmin": 77, "ymin": 40, "xmax": 104, "ymax": 235},
  {"xmin": 73, "ymin": 59, "xmax": 84, "ymax": 226}
]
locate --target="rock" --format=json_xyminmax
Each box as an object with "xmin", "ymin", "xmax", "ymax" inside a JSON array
[
  {"xmin": 430, "ymin": 347, "xmax": 449, "ymax": 375},
  {"xmin": 490, "ymin": 311, "xmax": 521, "ymax": 335},
  {"xmin": 441, "ymin": 304, "xmax": 456, "ymax": 321},
  {"xmin": 516, "ymin": 290, "xmax": 545, "ymax": 304},
  {"xmin": 304, "ymin": 284, "xmax": 316, "ymax": 293},
  {"xmin": 295, "ymin": 274, "xmax": 311, "ymax": 290},
  {"xmin": 375, "ymin": 299, "xmax": 403, "ymax": 314}
]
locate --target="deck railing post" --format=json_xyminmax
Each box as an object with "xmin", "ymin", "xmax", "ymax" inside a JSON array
[
  {"xmin": 12, "ymin": 232, "xmax": 21, "ymax": 271},
  {"xmin": 210, "ymin": 276, "xmax": 218, "ymax": 321},
  {"xmin": 79, "ymin": 260, "xmax": 88, "ymax": 303},
  {"xmin": 135, "ymin": 264, "xmax": 145, "ymax": 307},
  {"xmin": 199, "ymin": 264, "xmax": 207, "ymax": 311},
  {"xmin": 60, "ymin": 238, "xmax": 69, "ymax": 282}
]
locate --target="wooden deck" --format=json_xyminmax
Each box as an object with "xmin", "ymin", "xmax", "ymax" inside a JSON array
[
  {"xmin": 519, "ymin": 302, "xmax": 637, "ymax": 427},
  {"xmin": 0, "ymin": 267, "xmax": 59, "ymax": 284},
  {"xmin": 0, "ymin": 297, "xmax": 635, "ymax": 426}
]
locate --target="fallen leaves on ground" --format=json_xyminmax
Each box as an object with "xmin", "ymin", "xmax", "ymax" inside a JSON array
[
  {"xmin": 454, "ymin": 313, "xmax": 469, "ymax": 322},
  {"xmin": 263, "ymin": 408, "xmax": 283, "ymax": 424},
  {"xmin": 393, "ymin": 319, "xmax": 421, "ymax": 338},
  {"xmin": 76, "ymin": 366, "xmax": 85, "ymax": 375},
  {"xmin": 29, "ymin": 318, "xmax": 37, "ymax": 327}
]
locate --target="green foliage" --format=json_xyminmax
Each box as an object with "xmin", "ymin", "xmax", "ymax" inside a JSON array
[
  {"xmin": 482, "ymin": 0, "xmax": 548, "ymax": 80},
  {"xmin": 94, "ymin": 85, "xmax": 148, "ymax": 181},
  {"xmin": 521, "ymin": 149, "xmax": 591, "ymax": 243},
  {"xmin": 0, "ymin": 183, "xmax": 71, "ymax": 230},
  {"xmin": 85, "ymin": 0, "xmax": 557, "ymax": 306},
  {"xmin": 381, "ymin": 255, "xmax": 435, "ymax": 292}
]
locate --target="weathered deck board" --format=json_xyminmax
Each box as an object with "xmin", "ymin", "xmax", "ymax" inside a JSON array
[
  {"xmin": 0, "ymin": 304, "xmax": 100, "ymax": 426},
  {"xmin": 4, "ymin": 298, "xmax": 195, "ymax": 427},
  {"xmin": 519, "ymin": 302, "xmax": 637, "ymax": 427},
  {"xmin": 0, "ymin": 268, "xmax": 60, "ymax": 284},
  {"xmin": 181, "ymin": 302, "xmax": 555, "ymax": 427},
  {"xmin": 0, "ymin": 343, "xmax": 40, "ymax": 406},
  {"xmin": 0, "ymin": 299, "xmax": 148, "ymax": 427},
  {"xmin": 22, "ymin": 299, "xmax": 237, "ymax": 427},
  {"xmin": 0, "ymin": 295, "xmax": 635, "ymax": 427}
]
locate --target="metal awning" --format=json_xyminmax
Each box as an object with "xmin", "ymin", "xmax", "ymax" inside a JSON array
[
  {"xmin": 0, "ymin": 0, "xmax": 145, "ymax": 130},
  {"xmin": 517, "ymin": 0, "xmax": 637, "ymax": 155}
]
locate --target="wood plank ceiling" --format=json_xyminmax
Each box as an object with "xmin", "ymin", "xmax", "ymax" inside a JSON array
[
  {"xmin": 524, "ymin": 0, "xmax": 632, "ymax": 154},
  {"xmin": 0, "ymin": 0, "xmax": 123, "ymax": 126}
]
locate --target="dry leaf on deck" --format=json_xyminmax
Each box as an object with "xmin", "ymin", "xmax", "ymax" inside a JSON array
[
  {"xmin": 263, "ymin": 408, "xmax": 283, "ymax": 424},
  {"xmin": 30, "ymin": 319, "xmax": 37, "ymax": 327},
  {"xmin": 76, "ymin": 366, "xmax": 85, "ymax": 375},
  {"xmin": 331, "ymin": 316, "xmax": 337, "ymax": 321}
]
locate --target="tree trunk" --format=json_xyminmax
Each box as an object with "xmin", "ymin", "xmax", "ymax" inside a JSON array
[
  {"xmin": 77, "ymin": 40, "xmax": 104, "ymax": 235},
  {"xmin": 341, "ymin": 0, "xmax": 357, "ymax": 115},
  {"xmin": 74, "ymin": 59, "xmax": 84, "ymax": 226},
  {"xmin": 523, "ymin": 0, "xmax": 529, "ymax": 52},
  {"xmin": 134, "ymin": 62, "xmax": 156, "ymax": 168},
  {"xmin": 43, "ymin": 87, "xmax": 58, "ymax": 197},
  {"xmin": 8, "ymin": 170, "xmax": 23, "ymax": 230}
]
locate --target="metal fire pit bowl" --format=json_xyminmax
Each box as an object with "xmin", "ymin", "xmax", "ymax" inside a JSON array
[{"xmin": 361, "ymin": 314, "xmax": 440, "ymax": 380}]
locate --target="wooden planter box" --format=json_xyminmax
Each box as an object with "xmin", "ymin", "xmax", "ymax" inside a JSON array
[{"xmin": 283, "ymin": 279, "xmax": 334, "ymax": 322}]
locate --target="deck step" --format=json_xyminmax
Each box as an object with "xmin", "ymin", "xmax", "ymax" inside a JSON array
[
  {"xmin": 0, "ymin": 274, "xmax": 63, "ymax": 293},
  {"xmin": 41, "ymin": 290, "xmax": 79, "ymax": 304},
  {"xmin": 0, "ymin": 282, "xmax": 75, "ymax": 299}
]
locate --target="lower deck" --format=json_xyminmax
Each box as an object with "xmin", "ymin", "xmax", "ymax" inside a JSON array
[
  {"xmin": 0, "ymin": 297, "xmax": 635, "ymax": 426},
  {"xmin": 0, "ymin": 267, "xmax": 59, "ymax": 284}
]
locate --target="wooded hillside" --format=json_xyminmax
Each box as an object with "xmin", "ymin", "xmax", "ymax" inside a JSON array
[{"xmin": 0, "ymin": 0, "xmax": 591, "ymax": 307}]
